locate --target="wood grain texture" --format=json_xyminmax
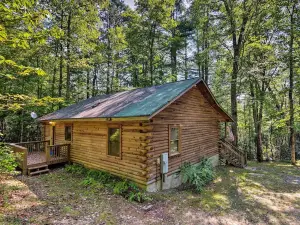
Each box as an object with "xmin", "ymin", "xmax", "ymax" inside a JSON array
[
  {"xmin": 147, "ymin": 86, "xmax": 222, "ymax": 183},
  {"xmin": 44, "ymin": 121, "xmax": 151, "ymax": 187}
]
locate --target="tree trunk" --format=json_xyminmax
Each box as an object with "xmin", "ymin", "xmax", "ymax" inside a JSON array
[
  {"xmin": 66, "ymin": 12, "xmax": 72, "ymax": 101},
  {"xmin": 149, "ymin": 23, "xmax": 156, "ymax": 85},
  {"xmin": 289, "ymin": 3, "xmax": 296, "ymax": 165},
  {"xmin": 196, "ymin": 30, "xmax": 201, "ymax": 78},
  {"xmin": 92, "ymin": 67, "xmax": 97, "ymax": 97},
  {"xmin": 223, "ymin": 0, "xmax": 250, "ymax": 147},
  {"xmin": 203, "ymin": 6, "xmax": 209, "ymax": 83},
  {"xmin": 231, "ymin": 45, "xmax": 239, "ymax": 146},
  {"xmin": 184, "ymin": 35, "xmax": 188, "ymax": 80},
  {"xmin": 106, "ymin": 12, "xmax": 111, "ymax": 94},
  {"xmin": 86, "ymin": 70, "xmax": 90, "ymax": 99},
  {"xmin": 58, "ymin": 9, "xmax": 64, "ymax": 109}
]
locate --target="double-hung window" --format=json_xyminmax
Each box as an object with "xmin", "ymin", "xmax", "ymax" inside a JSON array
[
  {"xmin": 65, "ymin": 125, "xmax": 72, "ymax": 141},
  {"xmin": 107, "ymin": 125, "xmax": 121, "ymax": 157},
  {"xmin": 169, "ymin": 125, "xmax": 181, "ymax": 156}
]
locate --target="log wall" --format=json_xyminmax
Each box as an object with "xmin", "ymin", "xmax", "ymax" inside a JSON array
[
  {"xmin": 147, "ymin": 86, "xmax": 222, "ymax": 184},
  {"xmin": 43, "ymin": 121, "xmax": 151, "ymax": 187}
]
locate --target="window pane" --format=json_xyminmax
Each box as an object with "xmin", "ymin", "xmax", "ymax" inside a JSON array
[
  {"xmin": 170, "ymin": 140, "xmax": 178, "ymax": 154},
  {"xmin": 65, "ymin": 126, "xmax": 72, "ymax": 141},
  {"xmin": 108, "ymin": 128, "xmax": 120, "ymax": 157},
  {"xmin": 171, "ymin": 127, "xmax": 178, "ymax": 140}
]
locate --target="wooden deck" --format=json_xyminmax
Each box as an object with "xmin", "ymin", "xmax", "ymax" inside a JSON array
[{"xmin": 8, "ymin": 141, "xmax": 70, "ymax": 174}]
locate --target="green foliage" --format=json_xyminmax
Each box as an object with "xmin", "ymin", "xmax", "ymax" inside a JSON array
[
  {"xmin": 180, "ymin": 159, "xmax": 215, "ymax": 192},
  {"xmin": 65, "ymin": 164, "xmax": 151, "ymax": 203},
  {"xmin": 0, "ymin": 144, "xmax": 19, "ymax": 174},
  {"xmin": 113, "ymin": 180, "xmax": 151, "ymax": 202}
]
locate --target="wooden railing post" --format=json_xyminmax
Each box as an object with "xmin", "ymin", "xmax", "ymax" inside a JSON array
[
  {"xmin": 46, "ymin": 145, "xmax": 50, "ymax": 164},
  {"xmin": 67, "ymin": 144, "xmax": 71, "ymax": 164},
  {"xmin": 23, "ymin": 148, "xmax": 28, "ymax": 175}
]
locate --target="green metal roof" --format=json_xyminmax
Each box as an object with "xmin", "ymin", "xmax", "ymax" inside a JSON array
[
  {"xmin": 38, "ymin": 78, "xmax": 232, "ymax": 122},
  {"xmin": 113, "ymin": 78, "xmax": 199, "ymax": 117}
]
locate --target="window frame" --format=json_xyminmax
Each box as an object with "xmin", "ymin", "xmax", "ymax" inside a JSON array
[
  {"xmin": 64, "ymin": 124, "xmax": 73, "ymax": 142},
  {"xmin": 107, "ymin": 124, "xmax": 122, "ymax": 159},
  {"xmin": 168, "ymin": 124, "xmax": 181, "ymax": 157}
]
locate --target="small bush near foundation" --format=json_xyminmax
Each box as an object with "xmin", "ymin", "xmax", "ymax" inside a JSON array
[
  {"xmin": 65, "ymin": 164, "xmax": 151, "ymax": 202},
  {"xmin": 180, "ymin": 158, "xmax": 215, "ymax": 192}
]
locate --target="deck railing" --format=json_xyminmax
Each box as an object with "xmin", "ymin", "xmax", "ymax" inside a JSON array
[
  {"xmin": 7, "ymin": 141, "xmax": 70, "ymax": 175},
  {"xmin": 47, "ymin": 144, "xmax": 70, "ymax": 165},
  {"xmin": 16, "ymin": 140, "xmax": 50, "ymax": 155}
]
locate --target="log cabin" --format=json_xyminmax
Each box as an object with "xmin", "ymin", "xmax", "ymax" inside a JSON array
[{"xmin": 11, "ymin": 78, "xmax": 246, "ymax": 191}]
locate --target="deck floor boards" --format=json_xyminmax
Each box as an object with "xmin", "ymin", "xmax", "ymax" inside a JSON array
[
  {"xmin": 27, "ymin": 152, "xmax": 66, "ymax": 167},
  {"xmin": 27, "ymin": 152, "xmax": 46, "ymax": 166}
]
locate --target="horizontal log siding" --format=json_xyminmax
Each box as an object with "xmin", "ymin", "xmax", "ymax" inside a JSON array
[
  {"xmin": 147, "ymin": 87, "xmax": 221, "ymax": 183},
  {"xmin": 47, "ymin": 121, "xmax": 150, "ymax": 187},
  {"xmin": 44, "ymin": 125, "xmax": 50, "ymax": 141}
]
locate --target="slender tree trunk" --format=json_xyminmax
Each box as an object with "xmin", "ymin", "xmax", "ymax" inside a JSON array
[
  {"xmin": 170, "ymin": 10, "xmax": 177, "ymax": 81},
  {"xmin": 51, "ymin": 41, "xmax": 59, "ymax": 109},
  {"xmin": 92, "ymin": 67, "xmax": 97, "ymax": 97},
  {"xmin": 106, "ymin": 12, "xmax": 111, "ymax": 94},
  {"xmin": 289, "ymin": 3, "xmax": 296, "ymax": 165},
  {"xmin": 184, "ymin": 35, "xmax": 188, "ymax": 80},
  {"xmin": 66, "ymin": 12, "xmax": 72, "ymax": 101},
  {"xmin": 231, "ymin": 44, "xmax": 239, "ymax": 146},
  {"xmin": 149, "ymin": 24, "xmax": 156, "ymax": 85},
  {"xmin": 36, "ymin": 57, "xmax": 40, "ymax": 98},
  {"xmin": 86, "ymin": 70, "xmax": 90, "ymax": 99},
  {"xmin": 196, "ymin": 30, "xmax": 201, "ymax": 78},
  {"xmin": 203, "ymin": 6, "xmax": 209, "ymax": 83},
  {"xmin": 20, "ymin": 78, "xmax": 25, "ymax": 142},
  {"xmin": 58, "ymin": 9, "xmax": 64, "ymax": 109}
]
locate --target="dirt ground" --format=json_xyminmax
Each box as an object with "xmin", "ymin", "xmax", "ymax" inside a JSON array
[{"xmin": 1, "ymin": 161, "xmax": 300, "ymax": 225}]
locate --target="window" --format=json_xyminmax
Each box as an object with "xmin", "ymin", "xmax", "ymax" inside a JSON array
[
  {"xmin": 169, "ymin": 125, "xmax": 181, "ymax": 156},
  {"xmin": 107, "ymin": 126, "xmax": 121, "ymax": 157},
  {"xmin": 65, "ymin": 125, "xmax": 72, "ymax": 141}
]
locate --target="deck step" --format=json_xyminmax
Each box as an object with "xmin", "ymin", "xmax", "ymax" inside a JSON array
[
  {"xmin": 28, "ymin": 164, "xmax": 49, "ymax": 176},
  {"xmin": 28, "ymin": 164, "xmax": 48, "ymax": 170},
  {"xmin": 29, "ymin": 169, "xmax": 50, "ymax": 176}
]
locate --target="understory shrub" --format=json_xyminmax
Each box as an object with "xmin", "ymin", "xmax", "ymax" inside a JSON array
[
  {"xmin": 0, "ymin": 144, "xmax": 19, "ymax": 174},
  {"xmin": 180, "ymin": 158, "xmax": 215, "ymax": 192},
  {"xmin": 65, "ymin": 164, "xmax": 151, "ymax": 203}
]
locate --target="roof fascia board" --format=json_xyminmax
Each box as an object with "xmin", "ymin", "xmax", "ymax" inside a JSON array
[{"xmin": 40, "ymin": 116, "xmax": 150, "ymax": 123}]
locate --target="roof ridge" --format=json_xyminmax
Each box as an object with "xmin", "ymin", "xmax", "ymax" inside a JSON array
[{"xmin": 107, "ymin": 77, "xmax": 201, "ymax": 96}]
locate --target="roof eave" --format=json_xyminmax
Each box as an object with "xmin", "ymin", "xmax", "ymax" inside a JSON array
[{"xmin": 39, "ymin": 116, "xmax": 151, "ymax": 123}]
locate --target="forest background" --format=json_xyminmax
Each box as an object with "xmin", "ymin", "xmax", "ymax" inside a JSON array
[{"xmin": 0, "ymin": 0, "xmax": 299, "ymax": 163}]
